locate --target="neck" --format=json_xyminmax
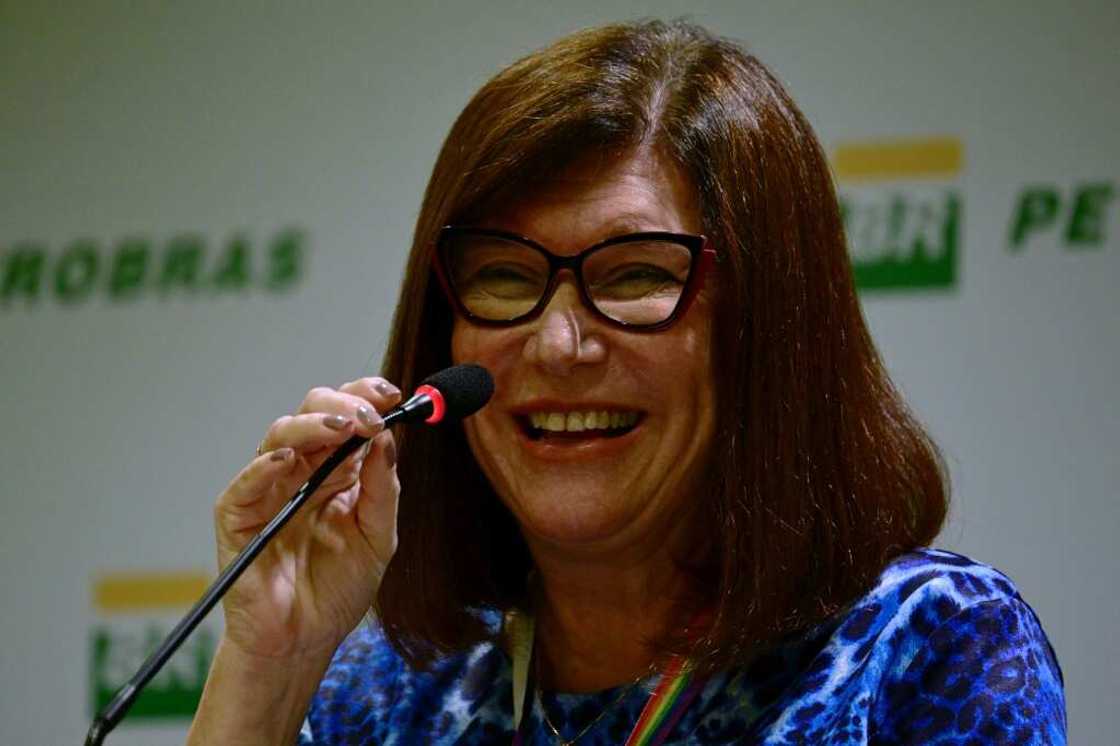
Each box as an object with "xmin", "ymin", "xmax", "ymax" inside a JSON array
[{"xmin": 526, "ymin": 517, "xmax": 699, "ymax": 692}]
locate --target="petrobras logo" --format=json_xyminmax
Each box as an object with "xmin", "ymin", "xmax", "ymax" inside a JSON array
[
  {"xmin": 1008, "ymin": 181, "xmax": 1116, "ymax": 253},
  {"xmin": 1, "ymin": 226, "xmax": 305, "ymax": 309},
  {"xmin": 90, "ymin": 571, "xmax": 216, "ymax": 720},
  {"xmin": 833, "ymin": 137, "xmax": 963, "ymax": 291}
]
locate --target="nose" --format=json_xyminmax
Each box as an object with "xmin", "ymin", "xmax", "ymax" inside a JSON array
[{"xmin": 521, "ymin": 279, "xmax": 606, "ymax": 375}]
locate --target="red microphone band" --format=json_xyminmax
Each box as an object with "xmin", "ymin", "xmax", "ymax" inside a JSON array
[{"xmin": 414, "ymin": 384, "xmax": 446, "ymax": 424}]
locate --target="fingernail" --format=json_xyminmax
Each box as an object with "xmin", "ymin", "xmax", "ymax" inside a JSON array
[
  {"xmin": 356, "ymin": 405, "xmax": 383, "ymax": 432},
  {"xmin": 382, "ymin": 438, "xmax": 397, "ymax": 468},
  {"xmin": 375, "ymin": 380, "xmax": 401, "ymax": 398},
  {"xmin": 270, "ymin": 447, "xmax": 293, "ymax": 462},
  {"xmin": 322, "ymin": 414, "xmax": 352, "ymax": 431}
]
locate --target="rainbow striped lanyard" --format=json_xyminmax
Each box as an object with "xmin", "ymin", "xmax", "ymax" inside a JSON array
[{"xmin": 508, "ymin": 610, "xmax": 706, "ymax": 745}]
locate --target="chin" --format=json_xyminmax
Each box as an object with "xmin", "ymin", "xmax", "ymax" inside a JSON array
[{"xmin": 509, "ymin": 492, "xmax": 638, "ymax": 549}]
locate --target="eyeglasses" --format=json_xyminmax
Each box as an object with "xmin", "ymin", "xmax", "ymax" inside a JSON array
[{"xmin": 433, "ymin": 226, "xmax": 716, "ymax": 331}]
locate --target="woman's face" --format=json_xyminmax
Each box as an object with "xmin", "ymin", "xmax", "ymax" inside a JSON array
[{"xmin": 451, "ymin": 149, "xmax": 717, "ymax": 556}]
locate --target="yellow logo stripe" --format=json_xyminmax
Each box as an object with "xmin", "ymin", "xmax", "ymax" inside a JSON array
[
  {"xmin": 93, "ymin": 571, "xmax": 210, "ymax": 612},
  {"xmin": 833, "ymin": 137, "xmax": 963, "ymax": 182}
]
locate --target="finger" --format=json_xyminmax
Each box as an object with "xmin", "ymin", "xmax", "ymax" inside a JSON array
[
  {"xmin": 338, "ymin": 377, "xmax": 403, "ymax": 412},
  {"xmin": 214, "ymin": 449, "xmax": 300, "ymax": 547},
  {"xmin": 291, "ymin": 443, "xmax": 366, "ymax": 515},
  {"xmin": 219, "ymin": 448, "xmax": 299, "ymax": 510},
  {"xmin": 269, "ymin": 429, "xmax": 371, "ymax": 523},
  {"xmin": 313, "ymin": 434, "xmax": 388, "ymax": 529},
  {"xmin": 294, "ymin": 386, "xmax": 387, "ymax": 439},
  {"xmin": 354, "ymin": 430, "xmax": 400, "ymax": 563},
  {"xmin": 312, "ymin": 482, "xmax": 363, "ymax": 549},
  {"xmin": 261, "ymin": 412, "xmax": 363, "ymax": 454}
]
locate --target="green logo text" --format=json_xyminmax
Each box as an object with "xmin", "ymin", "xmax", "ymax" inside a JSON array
[{"xmin": 2, "ymin": 227, "xmax": 305, "ymax": 308}]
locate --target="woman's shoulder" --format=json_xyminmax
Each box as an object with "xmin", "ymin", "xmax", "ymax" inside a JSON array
[
  {"xmin": 313, "ymin": 616, "xmax": 407, "ymax": 702},
  {"xmin": 846, "ymin": 547, "xmax": 1066, "ymax": 742},
  {"xmin": 740, "ymin": 548, "xmax": 1066, "ymax": 743},
  {"xmin": 834, "ymin": 546, "xmax": 1063, "ymax": 687},
  {"xmin": 318, "ymin": 607, "xmax": 506, "ymax": 687},
  {"xmin": 806, "ymin": 547, "xmax": 1035, "ymax": 663},
  {"xmin": 303, "ymin": 611, "xmax": 513, "ymax": 744},
  {"xmin": 862, "ymin": 546, "xmax": 1028, "ymax": 619}
]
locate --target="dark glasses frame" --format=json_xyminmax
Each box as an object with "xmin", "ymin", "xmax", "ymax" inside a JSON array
[{"xmin": 432, "ymin": 226, "xmax": 716, "ymax": 332}]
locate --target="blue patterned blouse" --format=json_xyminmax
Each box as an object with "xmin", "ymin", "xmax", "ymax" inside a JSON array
[{"xmin": 299, "ymin": 549, "xmax": 1065, "ymax": 744}]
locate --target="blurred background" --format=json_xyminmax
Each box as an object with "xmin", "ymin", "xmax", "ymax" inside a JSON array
[{"xmin": 1, "ymin": 1, "xmax": 1116, "ymax": 743}]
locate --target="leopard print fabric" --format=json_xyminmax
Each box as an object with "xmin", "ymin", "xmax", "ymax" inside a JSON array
[{"xmin": 301, "ymin": 549, "xmax": 1065, "ymax": 744}]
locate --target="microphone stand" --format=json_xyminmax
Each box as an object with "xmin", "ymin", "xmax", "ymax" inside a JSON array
[{"xmin": 85, "ymin": 394, "xmax": 434, "ymax": 745}]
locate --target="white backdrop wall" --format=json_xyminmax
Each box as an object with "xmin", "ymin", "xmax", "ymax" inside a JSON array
[{"xmin": 2, "ymin": 2, "xmax": 1116, "ymax": 743}]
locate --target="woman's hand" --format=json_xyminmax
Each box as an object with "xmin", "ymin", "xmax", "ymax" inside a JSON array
[{"xmin": 213, "ymin": 376, "xmax": 402, "ymax": 662}]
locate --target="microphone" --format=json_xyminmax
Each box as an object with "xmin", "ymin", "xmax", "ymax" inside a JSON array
[
  {"xmin": 84, "ymin": 364, "xmax": 493, "ymax": 746},
  {"xmin": 383, "ymin": 362, "xmax": 495, "ymax": 427}
]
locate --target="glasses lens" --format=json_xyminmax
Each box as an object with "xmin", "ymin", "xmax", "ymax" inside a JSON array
[
  {"xmin": 443, "ymin": 233, "xmax": 550, "ymax": 321},
  {"xmin": 583, "ymin": 240, "xmax": 693, "ymax": 325}
]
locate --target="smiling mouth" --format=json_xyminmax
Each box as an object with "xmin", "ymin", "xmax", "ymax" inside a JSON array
[{"xmin": 517, "ymin": 410, "xmax": 645, "ymax": 441}]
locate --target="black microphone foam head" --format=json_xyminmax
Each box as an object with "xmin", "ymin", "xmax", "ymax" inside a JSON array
[{"xmin": 420, "ymin": 364, "xmax": 494, "ymax": 420}]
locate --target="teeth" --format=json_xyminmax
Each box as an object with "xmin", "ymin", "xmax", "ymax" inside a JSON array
[{"xmin": 529, "ymin": 410, "xmax": 640, "ymax": 433}]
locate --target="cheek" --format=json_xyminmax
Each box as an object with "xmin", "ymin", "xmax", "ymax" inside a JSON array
[
  {"xmin": 451, "ymin": 324, "xmax": 486, "ymax": 447},
  {"xmin": 451, "ymin": 319, "xmax": 514, "ymax": 368},
  {"xmin": 684, "ymin": 296, "xmax": 716, "ymax": 379},
  {"xmin": 655, "ymin": 300, "xmax": 717, "ymax": 439},
  {"xmin": 645, "ymin": 300, "xmax": 715, "ymax": 389},
  {"xmin": 451, "ymin": 321, "xmax": 511, "ymax": 461},
  {"xmin": 459, "ymin": 416, "xmax": 483, "ymax": 463},
  {"xmin": 450, "ymin": 318, "xmax": 471, "ymax": 365}
]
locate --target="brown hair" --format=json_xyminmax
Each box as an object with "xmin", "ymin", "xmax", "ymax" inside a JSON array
[{"xmin": 376, "ymin": 19, "xmax": 947, "ymax": 673}]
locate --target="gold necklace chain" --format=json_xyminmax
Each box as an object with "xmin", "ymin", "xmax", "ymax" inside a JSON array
[{"xmin": 536, "ymin": 674, "xmax": 649, "ymax": 745}]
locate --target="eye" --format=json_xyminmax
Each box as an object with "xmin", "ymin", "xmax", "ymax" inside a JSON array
[
  {"xmin": 609, "ymin": 265, "xmax": 682, "ymax": 283},
  {"xmin": 458, "ymin": 261, "xmax": 546, "ymax": 300},
  {"xmin": 590, "ymin": 263, "xmax": 685, "ymax": 300}
]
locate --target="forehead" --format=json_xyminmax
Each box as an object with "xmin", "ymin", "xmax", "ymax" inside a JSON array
[{"xmin": 482, "ymin": 149, "xmax": 701, "ymax": 250}]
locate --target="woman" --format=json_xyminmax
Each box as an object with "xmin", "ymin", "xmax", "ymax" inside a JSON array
[{"xmin": 188, "ymin": 20, "xmax": 1065, "ymax": 745}]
